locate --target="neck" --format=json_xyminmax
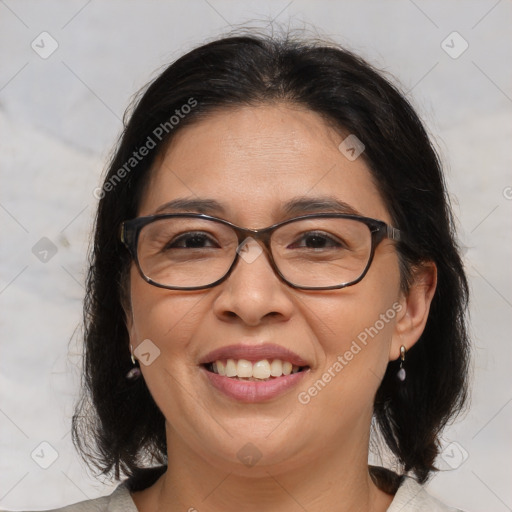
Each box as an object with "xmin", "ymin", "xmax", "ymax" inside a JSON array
[{"xmin": 131, "ymin": 426, "xmax": 394, "ymax": 512}]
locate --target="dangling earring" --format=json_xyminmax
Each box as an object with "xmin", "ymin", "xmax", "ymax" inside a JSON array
[
  {"xmin": 126, "ymin": 344, "xmax": 141, "ymax": 381},
  {"xmin": 397, "ymin": 345, "xmax": 407, "ymax": 381}
]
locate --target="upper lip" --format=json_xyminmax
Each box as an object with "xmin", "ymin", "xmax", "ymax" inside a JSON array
[{"xmin": 199, "ymin": 343, "xmax": 311, "ymax": 367}]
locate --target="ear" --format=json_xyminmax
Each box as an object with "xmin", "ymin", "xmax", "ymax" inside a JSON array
[{"xmin": 390, "ymin": 262, "xmax": 437, "ymax": 360}]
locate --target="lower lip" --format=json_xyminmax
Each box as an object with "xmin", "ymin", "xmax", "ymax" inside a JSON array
[{"xmin": 201, "ymin": 367, "xmax": 309, "ymax": 403}]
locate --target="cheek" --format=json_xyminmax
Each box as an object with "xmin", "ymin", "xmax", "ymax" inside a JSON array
[
  {"xmin": 294, "ymin": 294, "xmax": 400, "ymax": 438},
  {"xmin": 127, "ymin": 269, "xmax": 210, "ymax": 425},
  {"xmin": 299, "ymin": 255, "xmax": 402, "ymax": 398},
  {"xmin": 305, "ymin": 290, "xmax": 397, "ymax": 369},
  {"xmin": 128, "ymin": 266, "xmax": 202, "ymax": 353}
]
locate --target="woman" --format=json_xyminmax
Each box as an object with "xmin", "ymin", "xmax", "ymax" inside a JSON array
[{"xmin": 40, "ymin": 32, "xmax": 471, "ymax": 511}]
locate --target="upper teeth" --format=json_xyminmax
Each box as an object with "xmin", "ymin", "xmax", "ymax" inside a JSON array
[{"xmin": 211, "ymin": 359, "xmax": 302, "ymax": 379}]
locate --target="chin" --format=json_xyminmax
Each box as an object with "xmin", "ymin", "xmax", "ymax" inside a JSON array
[{"xmin": 196, "ymin": 427, "xmax": 308, "ymax": 475}]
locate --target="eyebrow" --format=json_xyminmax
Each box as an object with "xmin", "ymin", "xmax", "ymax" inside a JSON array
[
  {"xmin": 154, "ymin": 198, "xmax": 226, "ymax": 215},
  {"xmin": 281, "ymin": 196, "xmax": 361, "ymax": 217},
  {"xmin": 152, "ymin": 196, "xmax": 361, "ymax": 218}
]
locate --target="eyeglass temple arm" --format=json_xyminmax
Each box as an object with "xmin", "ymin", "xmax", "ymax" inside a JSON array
[
  {"xmin": 119, "ymin": 223, "xmax": 127, "ymax": 245},
  {"xmin": 119, "ymin": 222, "xmax": 136, "ymax": 250}
]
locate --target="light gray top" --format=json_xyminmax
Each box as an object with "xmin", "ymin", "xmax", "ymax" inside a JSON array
[{"xmin": 4, "ymin": 476, "xmax": 464, "ymax": 511}]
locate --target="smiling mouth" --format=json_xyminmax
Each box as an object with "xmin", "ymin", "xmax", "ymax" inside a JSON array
[{"xmin": 203, "ymin": 358, "xmax": 309, "ymax": 381}]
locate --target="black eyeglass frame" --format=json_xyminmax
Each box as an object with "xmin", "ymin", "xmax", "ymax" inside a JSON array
[{"xmin": 120, "ymin": 213, "xmax": 401, "ymax": 291}]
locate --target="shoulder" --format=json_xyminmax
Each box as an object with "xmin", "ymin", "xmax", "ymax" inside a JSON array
[
  {"xmin": 2, "ymin": 483, "xmax": 137, "ymax": 512},
  {"xmin": 388, "ymin": 476, "xmax": 465, "ymax": 512},
  {"xmin": 1, "ymin": 467, "xmax": 166, "ymax": 512}
]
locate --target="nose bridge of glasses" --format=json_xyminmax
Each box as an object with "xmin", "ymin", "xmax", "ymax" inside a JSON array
[
  {"xmin": 232, "ymin": 226, "xmax": 274, "ymax": 268},
  {"xmin": 233, "ymin": 225, "xmax": 272, "ymax": 251}
]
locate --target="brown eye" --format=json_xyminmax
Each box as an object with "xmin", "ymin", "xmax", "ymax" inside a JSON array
[
  {"xmin": 288, "ymin": 231, "xmax": 345, "ymax": 250},
  {"xmin": 165, "ymin": 232, "xmax": 220, "ymax": 250}
]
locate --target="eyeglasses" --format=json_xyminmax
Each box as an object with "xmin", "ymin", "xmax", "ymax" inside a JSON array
[{"xmin": 120, "ymin": 213, "xmax": 401, "ymax": 291}]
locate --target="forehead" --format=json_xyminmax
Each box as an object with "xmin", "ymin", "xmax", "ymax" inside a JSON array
[{"xmin": 138, "ymin": 103, "xmax": 390, "ymax": 225}]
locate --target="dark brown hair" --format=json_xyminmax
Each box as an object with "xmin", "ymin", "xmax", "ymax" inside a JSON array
[{"xmin": 72, "ymin": 31, "xmax": 470, "ymax": 488}]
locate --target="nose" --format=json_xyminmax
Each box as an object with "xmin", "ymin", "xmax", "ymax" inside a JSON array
[{"xmin": 212, "ymin": 237, "xmax": 294, "ymax": 326}]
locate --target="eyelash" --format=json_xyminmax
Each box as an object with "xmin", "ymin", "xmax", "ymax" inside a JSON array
[
  {"xmin": 162, "ymin": 230, "xmax": 346, "ymax": 251},
  {"xmin": 164, "ymin": 232, "xmax": 219, "ymax": 250},
  {"xmin": 288, "ymin": 232, "xmax": 345, "ymax": 249}
]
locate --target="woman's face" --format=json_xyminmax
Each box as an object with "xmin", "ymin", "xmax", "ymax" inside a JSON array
[{"xmin": 127, "ymin": 104, "xmax": 405, "ymax": 475}]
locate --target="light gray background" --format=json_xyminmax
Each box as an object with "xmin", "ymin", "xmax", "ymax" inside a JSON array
[{"xmin": 1, "ymin": 1, "xmax": 511, "ymax": 511}]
